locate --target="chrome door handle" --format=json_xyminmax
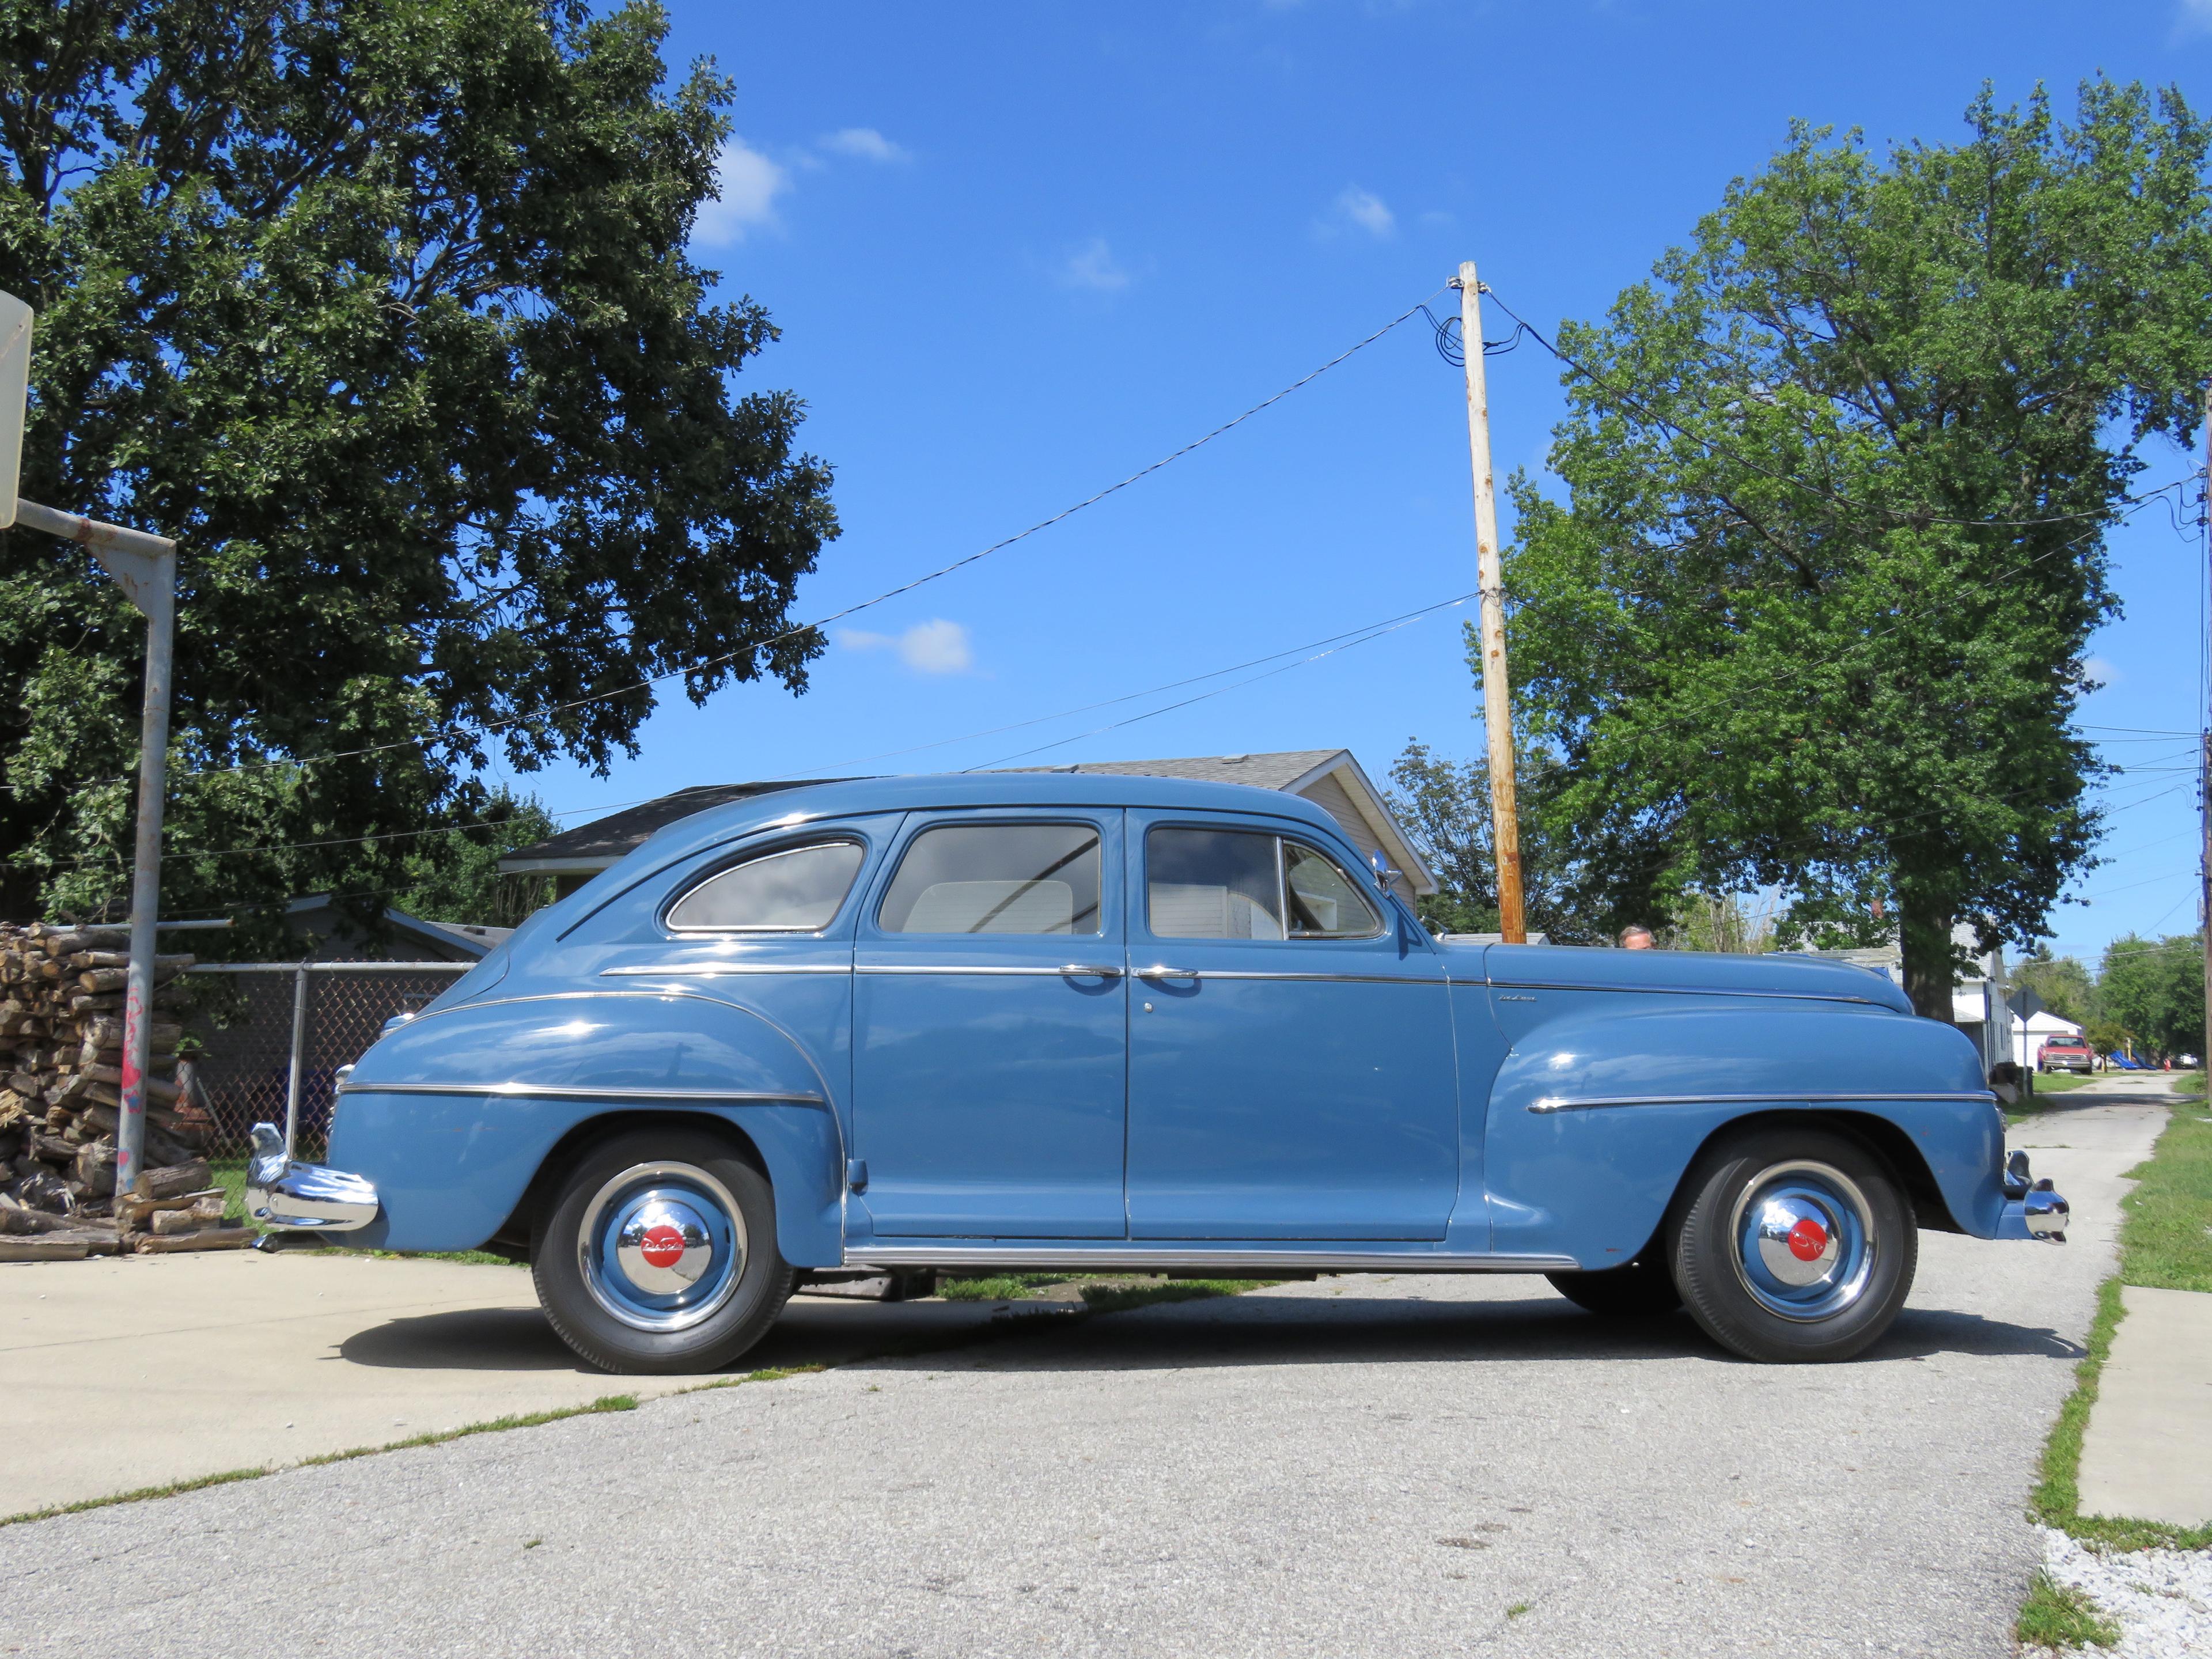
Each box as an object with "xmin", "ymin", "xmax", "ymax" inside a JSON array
[
  {"xmin": 1137, "ymin": 965, "xmax": 1200, "ymax": 979},
  {"xmin": 1059, "ymin": 963, "xmax": 1124, "ymax": 978}
]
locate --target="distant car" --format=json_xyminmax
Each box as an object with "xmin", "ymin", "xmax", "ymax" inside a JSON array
[
  {"xmin": 2037, "ymin": 1035, "xmax": 2096, "ymax": 1075},
  {"xmin": 246, "ymin": 772, "xmax": 2072, "ymax": 1373}
]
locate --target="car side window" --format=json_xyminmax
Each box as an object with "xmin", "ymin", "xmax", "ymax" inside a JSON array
[
  {"xmin": 666, "ymin": 840, "xmax": 866, "ymax": 933},
  {"xmin": 1146, "ymin": 827, "xmax": 1382, "ymax": 941},
  {"xmin": 1283, "ymin": 841, "xmax": 1384, "ymax": 938},
  {"xmin": 878, "ymin": 823, "xmax": 1103, "ymax": 935}
]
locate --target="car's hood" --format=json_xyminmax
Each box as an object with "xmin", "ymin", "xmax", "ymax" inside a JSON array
[{"xmin": 1439, "ymin": 941, "xmax": 1914, "ymax": 1013}]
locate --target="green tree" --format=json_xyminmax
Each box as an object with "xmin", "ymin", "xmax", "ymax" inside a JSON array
[
  {"xmin": 1386, "ymin": 738, "xmax": 1613, "ymax": 943},
  {"xmin": 0, "ymin": 0, "xmax": 836, "ymax": 942},
  {"xmin": 2013, "ymin": 945, "xmax": 2095, "ymax": 1025},
  {"xmin": 1499, "ymin": 79, "xmax": 2212, "ymax": 1018},
  {"xmin": 2096, "ymin": 934, "xmax": 2205, "ymax": 1063},
  {"xmin": 1660, "ymin": 892, "xmax": 1775, "ymax": 955},
  {"xmin": 391, "ymin": 787, "xmax": 558, "ymax": 929}
]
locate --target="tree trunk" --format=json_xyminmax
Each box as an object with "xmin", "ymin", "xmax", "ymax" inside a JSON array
[{"xmin": 1897, "ymin": 893, "xmax": 1958, "ymax": 1022}]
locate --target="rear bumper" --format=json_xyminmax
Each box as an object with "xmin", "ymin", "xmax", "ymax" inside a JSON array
[{"xmin": 243, "ymin": 1123, "xmax": 381, "ymax": 1232}]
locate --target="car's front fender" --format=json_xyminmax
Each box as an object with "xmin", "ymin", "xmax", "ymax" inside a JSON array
[{"xmin": 1483, "ymin": 999, "xmax": 2005, "ymax": 1265}]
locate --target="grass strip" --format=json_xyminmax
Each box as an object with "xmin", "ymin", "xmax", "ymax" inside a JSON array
[
  {"xmin": 2029, "ymin": 1097, "xmax": 2212, "ymax": 1554},
  {"xmin": 2015, "ymin": 1570, "xmax": 2120, "ymax": 1650}
]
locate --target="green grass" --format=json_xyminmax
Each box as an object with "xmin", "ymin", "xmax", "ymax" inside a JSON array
[
  {"xmin": 2016, "ymin": 1571, "xmax": 2120, "ymax": 1650},
  {"xmin": 2172, "ymin": 1070, "xmax": 2206, "ymax": 1099},
  {"xmin": 2114, "ymin": 1101, "xmax": 2212, "ymax": 1294},
  {"xmin": 936, "ymin": 1272, "xmax": 1278, "ymax": 1315},
  {"xmin": 2029, "ymin": 1105, "xmax": 2212, "ymax": 1554},
  {"xmin": 938, "ymin": 1273, "xmax": 1073, "ymax": 1301},
  {"xmin": 2028, "ymin": 1072, "xmax": 2099, "ymax": 1093}
]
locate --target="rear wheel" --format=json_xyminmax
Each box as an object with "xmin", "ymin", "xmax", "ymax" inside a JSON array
[
  {"xmin": 532, "ymin": 1127, "xmax": 794, "ymax": 1375},
  {"xmin": 1545, "ymin": 1251, "xmax": 1681, "ymax": 1317},
  {"xmin": 1668, "ymin": 1126, "xmax": 1915, "ymax": 1363}
]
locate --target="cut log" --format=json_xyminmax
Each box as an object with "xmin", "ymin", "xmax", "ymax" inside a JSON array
[
  {"xmin": 134, "ymin": 1226, "xmax": 252, "ymax": 1253},
  {"xmin": 0, "ymin": 1236, "xmax": 88, "ymax": 1261}
]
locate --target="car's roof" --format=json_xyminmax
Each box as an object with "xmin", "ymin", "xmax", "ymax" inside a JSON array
[{"xmin": 620, "ymin": 771, "xmax": 1358, "ymax": 874}]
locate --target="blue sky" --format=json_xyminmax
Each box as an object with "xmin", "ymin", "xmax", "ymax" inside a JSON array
[{"xmin": 506, "ymin": 0, "xmax": 2212, "ymax": 965}]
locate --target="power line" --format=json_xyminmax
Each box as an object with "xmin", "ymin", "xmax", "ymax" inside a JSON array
[{"xmin": 120, "ymin": 286, "xmax": 1450, "ymax": 793}]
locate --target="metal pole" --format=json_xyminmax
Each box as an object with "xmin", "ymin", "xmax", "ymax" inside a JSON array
[
  {"xmin": 285, "ymin": 963, "xmax": 309, "ymax": 1158},
  {"xmin": 1457, "ymin": 260, "xmax": 1525, "ymax": 942},
  {"xmin": 2202, "ymin": 385, "xmax": 2210, "ymax": 1077},
  {"xmin": 12, "ymin": 498, "xmax": 175, "ymax": 1198}
]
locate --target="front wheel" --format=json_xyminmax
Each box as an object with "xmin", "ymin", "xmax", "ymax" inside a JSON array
[
  {"xmin": 533, "ymin": 1127, "xmax": 794, "ymax": 1375},
  {"xmin": 1669, "ymin": 1126, "xmax": 1916, "ymax": 1363}
]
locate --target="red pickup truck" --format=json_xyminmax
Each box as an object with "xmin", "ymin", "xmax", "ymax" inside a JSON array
[{"xmin": 2037, "ymin": 1035, "xmax": 2096, "ymax": 1074}]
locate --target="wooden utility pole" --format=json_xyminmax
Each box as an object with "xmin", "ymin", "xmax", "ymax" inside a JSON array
[
  {"xmin": 2201, "ymin": 385, "xmax": 2210, "ymax": 1072},
  {"xmin": 1458, "ymin": 260, "xmax": 1525, "ymax": 942}
]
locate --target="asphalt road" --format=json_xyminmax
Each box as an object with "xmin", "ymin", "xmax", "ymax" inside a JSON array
[{"xmin": 0, "ymin": 1085, "xmax": 2168, "ymax": 1659}]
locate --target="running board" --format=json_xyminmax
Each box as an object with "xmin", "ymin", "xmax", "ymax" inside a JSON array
[{"xmin": 843, "ymin": 1246, "xmax": 1581, "ymax": 1274}]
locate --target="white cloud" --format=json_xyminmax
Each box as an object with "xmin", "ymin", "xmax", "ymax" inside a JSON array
[
  {"xmin": 1059, "ymin": 236, "xmax": 1132, "ymax": 291},
  {"xmin": 1333, "ymin": 187, "xmax": 1395, "ymax": 238},
  {"xmin": 2081, "ymin": 656, "xmax": 2118, "ymax": 689},
  {"xmin": 2179, "ymin": 0, "xmax": 2212, "ymax": 36},
  {"xmin": 820, "ymin": 127, "xmax": 909, "ymax": 164},
  {"xmin": 838, "ymin": 619, "xmax": 974, "ymax": 675},
  {"xmin": 694, "ymin": 139, "xmax": 789, "ymax": 245}
]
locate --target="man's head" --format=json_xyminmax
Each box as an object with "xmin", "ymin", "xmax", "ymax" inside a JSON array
[{"xmin": 1620, "ymin": 925, "xmax": 1655, "ymax": 950}]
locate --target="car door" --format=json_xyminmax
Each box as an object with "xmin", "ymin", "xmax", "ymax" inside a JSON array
[
  {"xmin": 1123, "ymin": 811, "xmax": 1458, "ymax": 1240},
  {"xmin": 850, "ymin": 808, "xmax": 1128, "ymax": 1238}
]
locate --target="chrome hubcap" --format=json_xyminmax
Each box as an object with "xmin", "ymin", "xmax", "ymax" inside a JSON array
[
  {"xmin": 1728, "ymin": 1160, "xmax": 1875, "ymax": 1322},
  {"xmin": 577, "ymin": 1162, "xmax": 747, "ymax": 1333}
]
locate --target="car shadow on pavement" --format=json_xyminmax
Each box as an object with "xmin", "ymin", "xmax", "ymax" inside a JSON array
[
  {"xmin": 331, "ymin": 1289, "xmax": 2080, "ymax": 1380},
  {"xmin": 833, "ymin": 1291, "xmax": 2084, "ymax": 1376},
  {"xmin": 339, "ymin": 1307, "xmax": 588, "ymax": 1372}
]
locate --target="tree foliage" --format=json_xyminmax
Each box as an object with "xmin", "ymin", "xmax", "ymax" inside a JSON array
[
  {"xmin": 0, "ymin": 0, "xmax": 836, "ymax": 941},
  {"xmin": 1499, "ymin": 79, "xmax": 2212, "ymax": 1017},
  {"xmin": 2013, "ymin": 945, "xmax": 2095, "ymax": 1025},
  {"xmin": 1386, "ymin": 739, "xmax": 1610, "ymax": 944},
  {"xmin": 2094, "ymin": 934, "xmax": 2204, "ymax": 1063}
]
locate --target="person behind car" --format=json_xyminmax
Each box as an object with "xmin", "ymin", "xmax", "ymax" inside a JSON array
[{"xmin": 1620, "ymin": 925, "xmax": 1655, "ymax": 950}]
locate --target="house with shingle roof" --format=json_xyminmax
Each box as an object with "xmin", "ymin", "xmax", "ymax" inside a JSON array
[{"xmin": 497, "ymin": 749, "xmax": 1435, "ymax": 902}]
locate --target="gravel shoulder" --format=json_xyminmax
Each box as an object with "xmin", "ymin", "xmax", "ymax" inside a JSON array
[{"xmin": 0, "ymin": 1096, "xmax": 2164, "ymax": 1659}]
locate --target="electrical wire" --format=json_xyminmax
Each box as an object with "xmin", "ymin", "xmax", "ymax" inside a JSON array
[{"xmin": 115, "ymin": 286, "xmax": 1451, "ymax": 794}]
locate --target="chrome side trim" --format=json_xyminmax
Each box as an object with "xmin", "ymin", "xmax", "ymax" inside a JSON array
[
  {"xmin": 855, "ymin": 963, "xmax": 1123, "ymax": 978},
  {"xmin": 1134, "ymin": 965, "xmax": 1445, "ymax": 985},
  {"xmin": 602, "ymin": 963, "xmax": 849, "ymax": 976},
  {"xmin": 1526, "ymin": 1089, "xmax": 2001, "ymax": 1114},
  {"xmin": 1488, "ymin": 979, "xmax": 1885, "ymax": 1007},
  {"xmin": 843, "ymin": 1245, "xmax": 1580, "ymax": 1273},
  {"xmin": 335, "ymin": 1081, "xmax": 825, "ymax": 1104}
]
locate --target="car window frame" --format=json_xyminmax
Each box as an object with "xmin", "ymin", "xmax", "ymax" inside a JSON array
[
  {"xmin": 660, "ymin": 834, "xmax": 871, "ymax": 937},
  {"xmin": 873, "ymin": 816, "xmax": 1109, "ymax": 938},
  {"xmin": 1139, "ymin": 820, "xmax": 1387, "ymax": 944}
]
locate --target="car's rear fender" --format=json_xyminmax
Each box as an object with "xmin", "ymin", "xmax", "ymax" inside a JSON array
[{"xmin": 329, "ymin": 991, "xmax": 846, "ymax": 1264}]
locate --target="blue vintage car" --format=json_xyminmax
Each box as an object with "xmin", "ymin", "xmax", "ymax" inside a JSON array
[{"xmin": 247, "ymin": 772, "xmax": 2069, "ymax": 1372}]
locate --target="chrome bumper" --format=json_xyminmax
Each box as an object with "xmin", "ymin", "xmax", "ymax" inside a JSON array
[
  {"xmin": 244, "ymin": 1123, "xmax": 380, "ymax": 1232},
  {"xmin": 1997, "ymin": 1149, "xmax": 2069, "ymax": 1243}
]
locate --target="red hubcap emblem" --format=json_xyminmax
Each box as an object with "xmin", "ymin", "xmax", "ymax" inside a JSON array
[
  {"xmin": 639, "ymin": 1224, "xmax": 687, "ymax": 1269},
  {"xmin": 1786, "ymin": 1217, "xmax": 1829, "ymax": 1263}
]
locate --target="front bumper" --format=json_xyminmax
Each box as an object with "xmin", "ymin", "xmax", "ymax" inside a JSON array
[
  {"xmin": 1995, "ymin": 1149, "xmax": 2069, "ymax": 1243},
  {"xmin": 244, "ymin": 1122, "xmax": 381, "ymax": 1232}
]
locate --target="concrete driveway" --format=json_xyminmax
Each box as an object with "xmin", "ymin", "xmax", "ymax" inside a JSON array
[{"xmin": 0, "ymin": 1086, "xmax": 2166, "ymax": 1659}]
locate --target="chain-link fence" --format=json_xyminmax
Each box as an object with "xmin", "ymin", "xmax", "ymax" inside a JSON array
[{"xmin": 181, "ymin": 963, "xmax": 472, "ymax": 1160}]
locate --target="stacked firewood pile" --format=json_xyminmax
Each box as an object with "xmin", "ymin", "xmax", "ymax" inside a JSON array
[{"xmin": 0, "ymin": 923, "xmax": 248, "ymax": 1259}]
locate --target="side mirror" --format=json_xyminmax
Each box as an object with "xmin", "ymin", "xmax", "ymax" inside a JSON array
[{"xmin": 1367, "ymin": 849, "xmax": 1402, "ymax": 892}]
